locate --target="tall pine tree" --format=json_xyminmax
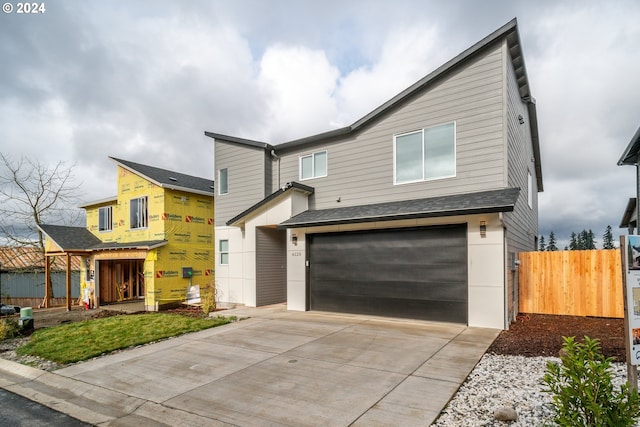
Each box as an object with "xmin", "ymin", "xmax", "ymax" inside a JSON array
[
  {"xmin": 602, "ymin": 225, "xmax": 615, "ymax": 249},
  {"xmin": 547, "ymin": 232, "xmax": 558, "ymax": 251},
  {"xmin": 539, "ymin": 235, "xmax": 546, "ymax": 251},
  {"xmin": 569, "ymin": 232, "xmax": 578, "ymax": 250}
]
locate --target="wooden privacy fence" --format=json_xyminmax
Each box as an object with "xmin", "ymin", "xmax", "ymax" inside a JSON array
[{"xmin": 519, "ymin": 249, "xmax": 623, "ymax": 318}]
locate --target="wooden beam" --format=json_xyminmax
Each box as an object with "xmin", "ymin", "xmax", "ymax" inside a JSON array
[
  {"xmin": 44, "ymin": 256, "xmax": 51, "ymax": 308},
  {"xmin": 66, "ymin": 253, "xmax": 72, "ymax": 311}
]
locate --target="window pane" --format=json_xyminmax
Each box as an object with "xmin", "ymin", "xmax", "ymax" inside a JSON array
[
  {"xmin": 395, "ymin": 132, "xmax": 423, "ymax": 183},
  {"xmin": 219, "ymin": 240, "xmax": 228, "ymax": 252},
  {"xmin": 219, "ymin": 168, "xmax": 228, "ymax": 195},
  {"xmin": 130, "ymin": 198, "xmax": 139, "ymax": 228},
  {"xmin": 314, "ymin": 151, "xmax": 327, "ymax": 177},
  {"xmin": 301, "ymin": 155, "xmax": 313, "ymax": 179},
  {"xmin": 99, "ymin": 207, "xmax": 112, "ymax": 231},
  {"xmin": 220, "ymin": 253, "xmax": 229, "ymax": 265},
  {"xmin": 424, "ymin": 123, "xmax": 455, "ymax": 179}
]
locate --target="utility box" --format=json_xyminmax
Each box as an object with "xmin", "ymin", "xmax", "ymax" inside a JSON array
[{"xmin": 182, "ymin": 267, "xmax": 193, "ymax": 278}]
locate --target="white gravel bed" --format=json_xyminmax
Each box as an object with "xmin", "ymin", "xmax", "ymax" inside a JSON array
[{"xmin": 433, "ymin": 353, "xmax": 640, "ymax": 426}]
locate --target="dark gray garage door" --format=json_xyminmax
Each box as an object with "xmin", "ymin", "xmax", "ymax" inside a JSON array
[{"xmin": 308, "ymin": 225, "xmax": 467, "ymax": 323}]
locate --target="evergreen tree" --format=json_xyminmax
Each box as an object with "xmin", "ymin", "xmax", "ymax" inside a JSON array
[
  {"xmin": 587, "ymin": 229, "xmax": 596, "ymax": 250},
  {"xmin": 577, "ymin": 231, "xmax": 586, "ymax": 250},
  {"xmin": 539, "ymin": 235, "xmax": 546, "ymax": 251},
  {"xmin": 602, "ymin": 225, "xmax": 615, "ymax": 249},
  {"xmin": 547, "ymin": 232, "xmax": 558, "ymax": 251},
  {"xmin": 569, "ymin": 232, "xmax": 578, "ymax": 250}
]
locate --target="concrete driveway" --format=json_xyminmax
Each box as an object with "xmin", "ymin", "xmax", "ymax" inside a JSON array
[{"xmin": 0, "ymin": 305, "xmax": 499, "ymax": 426}]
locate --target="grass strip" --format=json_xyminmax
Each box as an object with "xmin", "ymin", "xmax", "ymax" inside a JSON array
[{"xmin": 17, "ymin": 313, "xmax": 232, "ymax": 364}]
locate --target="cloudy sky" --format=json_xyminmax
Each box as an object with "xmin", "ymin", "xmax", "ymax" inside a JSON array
[{"xmin": 1, "ymin": 0, "xmax": 639, "ymax": 248}]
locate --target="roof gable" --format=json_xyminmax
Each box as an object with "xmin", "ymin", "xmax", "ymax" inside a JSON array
[
  {"xmin": 204, "ymin": 19, "xmax": 542, "ymax": 189},
  {"xmin": 110, "ymin": 157, "xmax": 214, "ymax": 196}
]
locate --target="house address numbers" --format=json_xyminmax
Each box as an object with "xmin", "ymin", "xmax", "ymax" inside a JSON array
[{"xmin": 291, "ymin": 252, "xmax": 302, "ymax": 257}]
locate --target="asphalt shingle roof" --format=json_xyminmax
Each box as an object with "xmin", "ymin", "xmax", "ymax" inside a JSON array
[
  {"xmin": 37, "ymin": 224, "xmax": 167, "ymax": 252},
  {"xmin": 110, "ymin": 157, "xmax": 214, "ymax": 195},
  {"xmin": 278, "ymin": 188, "xmax": 520, "ymax": 228},
  {"xmin": 38, "ymin": 224, "xmax": 102, "ymax": 251}
]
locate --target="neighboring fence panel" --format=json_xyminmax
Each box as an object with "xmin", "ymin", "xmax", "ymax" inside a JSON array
[
  {"xmin": 0, "ymin": 271, "xmax": 80, "ymax": 299},
  {"xmin": 519, "ymin": 249, "xmax": 623, "ymax": 318}
]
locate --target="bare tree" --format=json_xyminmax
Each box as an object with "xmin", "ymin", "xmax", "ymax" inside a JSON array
[
  {"xmin": 0, "ymin": 154, "xmax": 83, "ymax": 306},
  {"xmin": 0, "ymin": 153, "xmax": 82, "ymax": 248}
]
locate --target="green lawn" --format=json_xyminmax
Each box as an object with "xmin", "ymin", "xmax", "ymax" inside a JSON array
[{"xmin": 17, "ymin": 313, "xmax": 233, "ymax": 364}]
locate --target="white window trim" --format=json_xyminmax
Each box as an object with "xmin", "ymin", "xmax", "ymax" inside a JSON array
[
  {"xmin": 528, "ymin": 172, "xmax": 533, "ymax": 208},
  {"xmin": 130, "ymin": 196, "xmax": 148, "ymax": 230},
  {"xmin": 393, "ymin": 122, "xmax": 456, "ymax": 185},
  {"xmin": 299, "ymin": 150, "xmax": 328, "ymax": 181},
  {"xmin": 98, "ymin": 206, "xmax": 113, "ymax": 232},
  {"xmin": 218, "ymin": 168, "xmax": 228, "ymax": 195},
  {"xmin": 219, "ymin": 239, "xmax": 229, "ymax": 265}
]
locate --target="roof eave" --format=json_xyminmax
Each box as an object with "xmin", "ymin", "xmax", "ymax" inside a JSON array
[
  {"xmin": 618, "ymin": 126, "xmax": 640, "ymax": 166},
  {"xmin": 278, "ymin": 204, "xmax": 515, "ymax": 229},
  {"xmin": 227, "ymin": 182, "xmax": 315, "ymax": 227},
  {"xmin": 204, "ymin": 131, "xmax": 274, "ymax": 151}
]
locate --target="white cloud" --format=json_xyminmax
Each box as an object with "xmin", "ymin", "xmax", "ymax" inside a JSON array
[{"xmin": 258, "ymin": 45, "xmax": 340, "ymax": 142}]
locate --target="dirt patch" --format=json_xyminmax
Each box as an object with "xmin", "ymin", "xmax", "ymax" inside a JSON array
[{"xmin": 488, "ymin": 313, "xmax": 626, "ymax": 361}]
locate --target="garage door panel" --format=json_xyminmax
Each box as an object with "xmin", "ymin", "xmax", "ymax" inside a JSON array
[
  {"xmin": 311, "ymin": 279, "xmax": 467, "ymax": 302},
  {"xmin": 309, "ymin": 225, "xmax": 468, "ymax": 323}
]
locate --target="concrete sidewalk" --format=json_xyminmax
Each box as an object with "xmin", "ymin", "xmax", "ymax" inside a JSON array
[{"xmin": 0, "ymin": 305, "xmax": 499, "ymax": 426}]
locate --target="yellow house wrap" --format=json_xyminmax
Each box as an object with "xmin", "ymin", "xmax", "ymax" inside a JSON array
[{"xmin": 41, "ymin": 157, "xmax": 214, "ymax": 311}]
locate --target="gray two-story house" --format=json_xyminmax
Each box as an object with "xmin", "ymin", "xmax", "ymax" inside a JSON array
[{"xmin": 206, "ymin": 19, "xmax": 542, "ymax": 329}]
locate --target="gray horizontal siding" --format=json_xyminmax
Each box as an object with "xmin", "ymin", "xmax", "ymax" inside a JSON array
[
  {"xmin": 504, "ymin": 41, "xmax": 537, "ymax": 254},
  {"xmin": 1, "ymin": 271, "xmax": 81, "ymax": 298},
  {"xmin": 275, "ymin": 43, "xmax": 507, "ymax": 210},
  {"xmin": 214, "ymin": 141, "xmax": 269, "ymax": 226}
]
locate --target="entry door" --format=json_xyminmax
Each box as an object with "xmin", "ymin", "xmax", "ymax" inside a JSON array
[
  {"xmin": 308, "ymin": 225, "xmax": 468, "ymax": 323},
  {"xmin": 256, "ymin": 227, "xmax": 287, "ymax": 306}
]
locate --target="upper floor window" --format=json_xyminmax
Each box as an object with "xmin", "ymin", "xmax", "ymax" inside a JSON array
[
  {"xmin": 130, "ymin": 196, "xmax": 148, "ymax": 229},
  {"xmin": 528, "ymin": 172, "xmax": 533, "ymax": 208},
  {"xmin": 218, "ymin": 168, "xmax": 228, "ymax": 195},
  {"xmin": 394, "ymin": 122, "xmax": 455, "ymax": 184},
  {"xmin": 98, "ymin": 206, "xmax": 112, "ymax": 232},
  {"xmin": 300, "ymin": 151, "xmax": 327, "ymax": 180}
]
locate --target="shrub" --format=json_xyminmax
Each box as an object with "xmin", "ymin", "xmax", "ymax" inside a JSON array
[
  {"xmin": 542, "ymin": 336, "xmax": 640, "ymax": 426},
  {"xmin": 201, "ymin": 283, "xmax": 216, "ymax": 316},
  {"xmin": 0, "ymin": 317, "xmax": 20, "ymax": 340}
]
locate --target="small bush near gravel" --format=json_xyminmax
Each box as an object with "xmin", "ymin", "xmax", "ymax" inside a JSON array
[
  {"xmin": 542, "ymin": 336, "xmax": 640, "ymax": 426},
  {"xmin": 17, "ymin": 313, "xmax": 232, "ymax": 364},
  {"xmin": 0, "ymin": 317, "xmax": 20, "ymax": 340}
]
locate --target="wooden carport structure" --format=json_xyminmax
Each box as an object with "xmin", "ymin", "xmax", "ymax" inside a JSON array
[{"xmin": 37, "ymin": 224, "xmax": 101, "ymax": 310}]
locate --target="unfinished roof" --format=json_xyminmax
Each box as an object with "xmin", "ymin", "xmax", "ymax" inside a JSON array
[
  {"xmin": 0, "ymin": 246, "xmax": 82, "ymax": 271},
  {"xmin": 205, "ymin": 19, "xmax": 542, "ymax": 190},
  {"xmin": 38, "ymin": 224, "xmax": 102, "ymax": 252},
  {"xmin": 38, "ymin": 224, "xmax": 168, "ymax": 253},
  {"xmin": 279, "ymin": 188, "xmax": 520, "ymax": 228},
  {"xmin": 110, "ymin": 157, "xmax": 215, "ymax": 196}
]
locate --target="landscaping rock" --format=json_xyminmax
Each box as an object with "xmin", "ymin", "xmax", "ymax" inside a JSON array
[{"xmin": 494, "ymin": 406, "xmax": 518, "ymax": 422}]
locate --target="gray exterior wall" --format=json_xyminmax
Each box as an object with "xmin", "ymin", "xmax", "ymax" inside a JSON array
[
  {"xmin": 274, "ymin": 42, "xmax": 507, "ymax": 208},
  {"xmin": 0, "ymin": 271, "xmax": 81, "ymax": 299},
  {"xmin": 214, "ymin": 140, "xmax": 270, "ymax": 226},
  {"xmin": 503, "ymin": 41, "xmax": 539, "ymax": 320}
]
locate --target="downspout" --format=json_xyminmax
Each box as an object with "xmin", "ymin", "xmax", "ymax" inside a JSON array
[{"xmin": 271, "ymin": 150, "xmax": 281, "ymax": 189}]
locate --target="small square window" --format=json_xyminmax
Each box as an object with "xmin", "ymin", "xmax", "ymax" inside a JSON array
[{"xmin": 300, "ymin": 151, "xmax": 327, "ymax": 180}]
